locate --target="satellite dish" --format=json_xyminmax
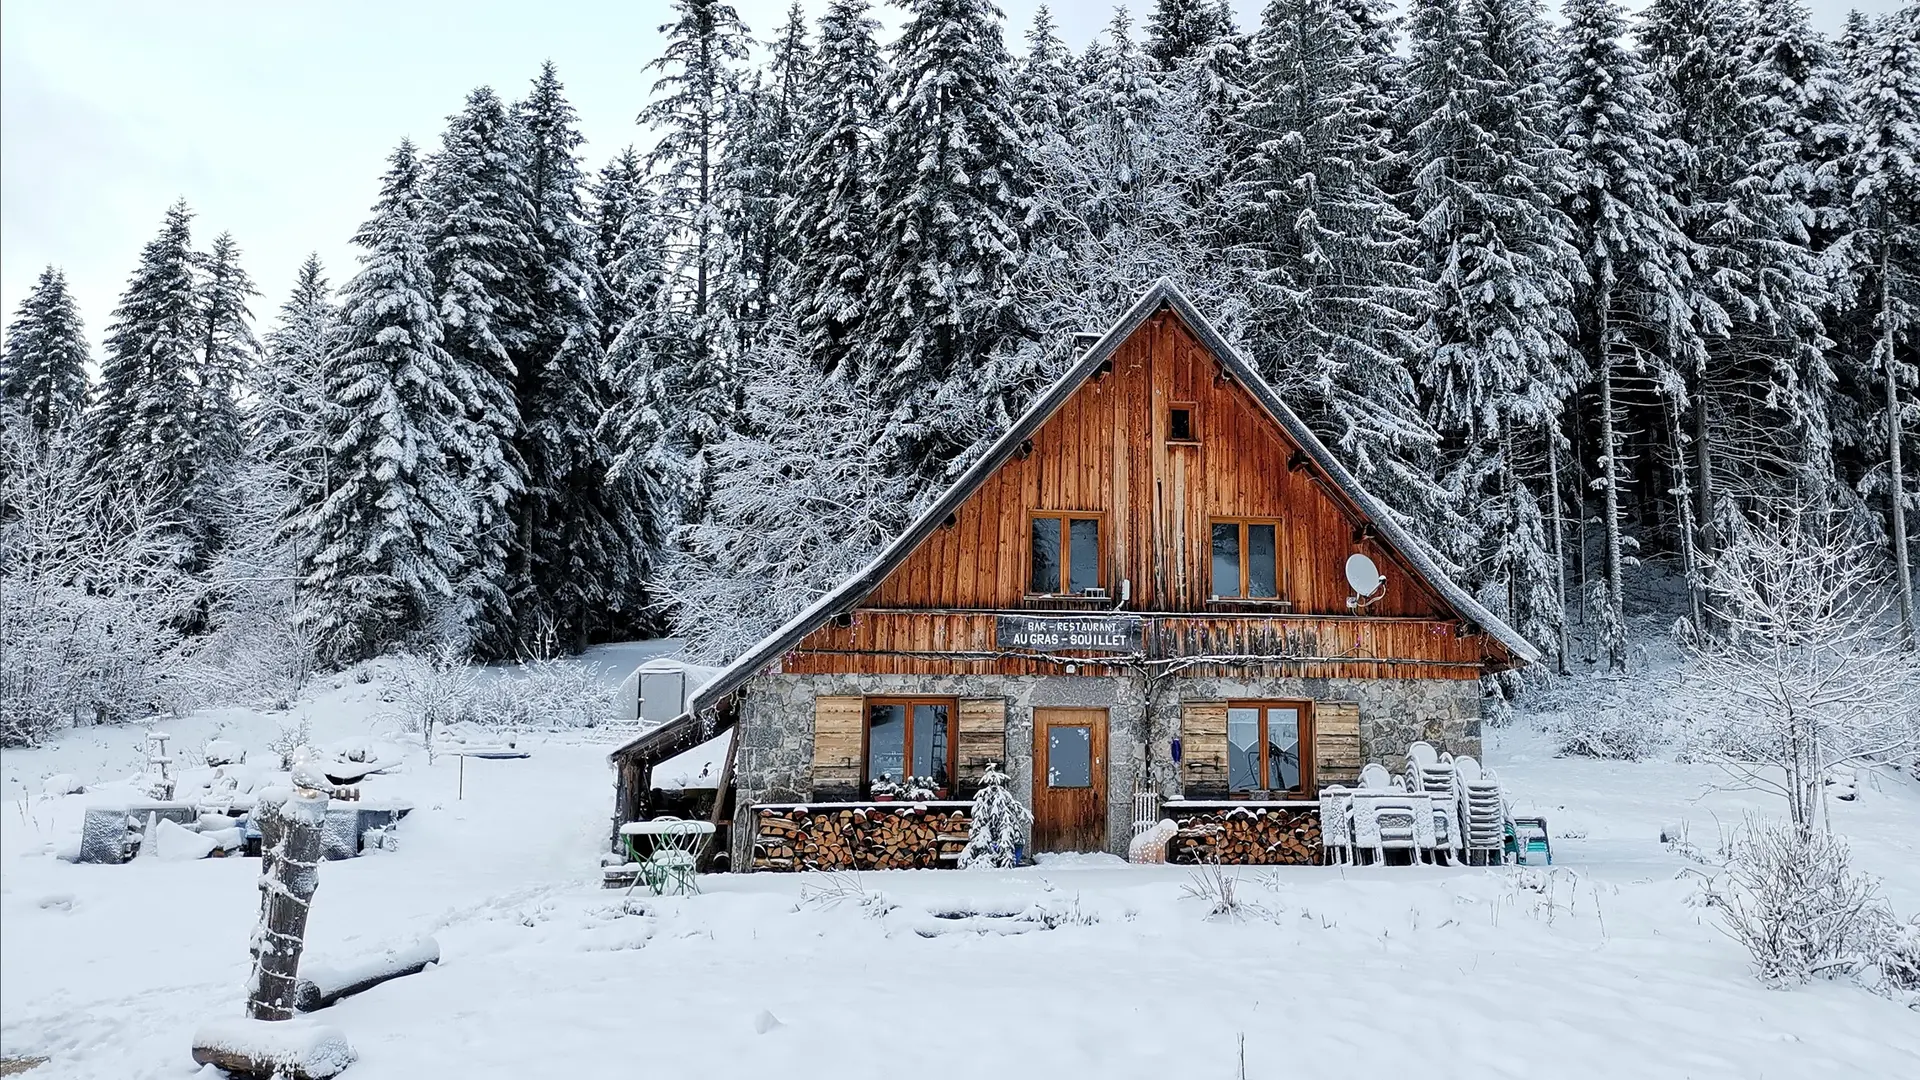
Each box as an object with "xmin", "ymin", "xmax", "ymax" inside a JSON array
[{"xmin": 1345, "ymin": 553, "xmax": 1383, "ymax": 597}]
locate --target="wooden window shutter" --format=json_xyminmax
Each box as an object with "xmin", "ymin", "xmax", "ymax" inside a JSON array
[
  {"xmin": 811, "ymin": 695, "xmax": 864, "ymax": 800},
  {"xmin": 1314, "ymin": 702, "xmax": 1362, "ymax": 787},
  {"xmin": 1180, "ymin": 701, "xmax": 1229, "ymax": 797},
  {"xmin": 954, "ymin": 698, "xmax": 1007, "ymax": 797}
]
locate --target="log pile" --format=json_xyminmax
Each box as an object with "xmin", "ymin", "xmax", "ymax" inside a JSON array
[
  {"xmin": 1167, "ymin": 806, "xmax": 1321, "ymax": 865},
  {"xmin": 752, "ymin": 805, "xmax": 973, "ymax": 871}
]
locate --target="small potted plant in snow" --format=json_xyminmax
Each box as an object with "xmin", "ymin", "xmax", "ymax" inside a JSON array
[
  {"xmin": 870, "ymin": 775, "xmax": 903, "ymax": 802},
  {"xmin": 899, "ymin": 775, "xmax": 939, "ymax": 801}
]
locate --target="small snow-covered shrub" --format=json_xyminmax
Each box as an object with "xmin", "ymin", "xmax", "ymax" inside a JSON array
[
  {"xmin": 1182, "ymin": 858, "xmax": 1264, "ymax": 921},
  {"xmin": 1710, "ymin": 818, "xmax": 1891, "ymax": 987},
  {"xmin": 1553, "ymin": 705, "xmax": 1670, "ymax": 761},
  {"xmin": 268, "ymin": 716, "xmax": 314, "ymax": 771},
  {"xmin": 389, "ymin": 644, "xmax": 474, "ymax": 759},
  {"xmin": 959, "ymin": 763, "xmax": 1030, "ymax": 869}
]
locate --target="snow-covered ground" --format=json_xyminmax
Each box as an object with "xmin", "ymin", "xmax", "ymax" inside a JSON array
[{"xmin": 3, "ymin": 658, "xmax": 1918, "ymax": 1079}]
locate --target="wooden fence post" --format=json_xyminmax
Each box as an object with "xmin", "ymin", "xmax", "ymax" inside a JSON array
[{"xmin": 248, "ymin": 788, "xmax": 328, "ymax": 1022}]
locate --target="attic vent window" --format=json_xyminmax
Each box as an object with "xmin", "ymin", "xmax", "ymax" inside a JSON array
[{"xmin": 1168, "ymin": 406, "xmax": 1195, "ymax": 443}]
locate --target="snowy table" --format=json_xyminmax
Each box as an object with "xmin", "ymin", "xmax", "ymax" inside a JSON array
[{"xmin": 619, "ymin": 818, "xmax": 714, "ymax": 896}]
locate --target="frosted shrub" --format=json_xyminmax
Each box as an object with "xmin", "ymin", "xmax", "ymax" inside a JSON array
[
  {"xmin": 1711, "ymin": 818, "xmax": 1891, "ymax": 986},
  {"xmin": 1552, "ymin": 703, "xmax": 1670, "ymax": 761},
  {"xmin": 462, "ymin": 656, "xmax": 615, "ymax": 731},
  {"xmin": 268, "ymin": 716, "xmax": 314, "ymax": 771},
  {"xmin": 959, "ymin": 763, "xmax": 1030, "ymax": 869},
  {"xmin": 390, "ymin": 644, "xmax": 475, "ymax": 760}
]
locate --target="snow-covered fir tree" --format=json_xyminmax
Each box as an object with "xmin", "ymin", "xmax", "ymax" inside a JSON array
[
  {"xmin": 297, "ymin": 142, "xmax": 473, "ymax": 662},
  {"xmin": 593, "ymin": 147, "xmax": 682, "ymax": 577},
  {"xmin": 1556, "ymin": 0, "xmax": 1700, "ymax": 669},
  {"xmin": 426, "ymin": 86, "xmax": 536, "ymax": 649},
  {"xmin": 252, "ymin": 255, "xmax": 335, "ymax": 503},
  {"xmin": 1229, "ymin": 0, "xmax": 1442, "ymax": 548},
  {"xmin": 1146, "ymin": 0, "xmax": 1234, "ymax": 71},
  {"xmin": 781, "ymin": 0, "xmax": 885, "ymax": 382},
  {"xmin": 1834, "ymin": 6, "xmax": 1920, "ymax": 642},
  {"xmin": 1641, "ymin": 0, "xmax": 1834, "ymax": 630},
  {"xmin": 192, "ymin": 232, "xmax": 261, "ymax": 538},
  {"xmin": 665, "ymin": 320, "xmax": 910, "ymax": 664},
  {"xmin": 1014, "ymin": 6, "xmax": 1078, "ymax": 141},
  {"xmin": 641, "ymin": 0, "xmax": 752, "ymax": 515},
  {"xmin": 509, "ymin": 63, "xmax": 645, "ymax": 653},
  {"xmin": 866, "ymin": 0, "xmax": 1032, "ymax": 492},
  {"xmin": 719, "ymin": 3, "xmax": 811, "ymax": 353},
  {"xmin": 88, "ymin": 201, "xmax": 222, "ymax": 560},
  {"xmin": 1399, "ymin": 0, "xmax": 1579, "ymax": 661},
  {"xmin": 958, "ymin": 762, "xmax": 1030, "ymax": 869},
  {"xmin": 1, "ymin": 266, "xmax": 91, "ymax": 438}
]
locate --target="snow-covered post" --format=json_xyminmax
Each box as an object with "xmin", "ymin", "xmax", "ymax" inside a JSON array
[
  {"xmin": 959, "ymin": 763, "xmax": 1032, "ymax": 870},
  {"xmin": 248, "ymin": 785, "xmax": 328, "ymax": 1021}
]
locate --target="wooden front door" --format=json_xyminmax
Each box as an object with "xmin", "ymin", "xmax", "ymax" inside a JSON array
[{"xmin": 1031, "ymin": 708, "xmax": 1108, "ymax": 853}]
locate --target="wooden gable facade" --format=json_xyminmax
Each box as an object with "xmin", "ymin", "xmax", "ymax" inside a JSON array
[{"xmin": 782, "ymin": 305, "xmax": 1519, "ymax": 682}]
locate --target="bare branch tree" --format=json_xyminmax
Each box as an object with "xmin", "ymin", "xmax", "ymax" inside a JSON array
[{"xmin": 1679, "ymin": 503, "xmax": 1920, "ymax": 832}]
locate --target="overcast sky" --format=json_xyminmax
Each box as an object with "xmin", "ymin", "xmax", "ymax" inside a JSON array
[{"xmin": 0, "ymin": 0, "xmax": 1898, "ymax": 357}]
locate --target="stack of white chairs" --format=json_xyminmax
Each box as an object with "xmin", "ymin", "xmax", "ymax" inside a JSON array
[
  {"xmin": 1454, "ymin": 756, "xmax": 1507, "ymax": 865},
  {"xmin": 1350, "ymin": 764, "xmax": 1435, "ymax": 864},
  {"xmin": 1319, "ymin": 785, "xmax": 1355, "ymax": 865},
  {"xmin": 1406, "ymin": 742, "xmax": 1463, "ymax": 864}
]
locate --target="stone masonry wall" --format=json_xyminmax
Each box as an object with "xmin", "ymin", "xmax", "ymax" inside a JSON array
[{"xmin": 729, "ymin": 671, "xmax": 1483, "ymax": 869}]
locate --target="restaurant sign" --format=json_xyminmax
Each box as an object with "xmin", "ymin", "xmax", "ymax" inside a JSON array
[{"xmin": 995, "ymin": 614, "xmax": 1143, "ymax": 653}]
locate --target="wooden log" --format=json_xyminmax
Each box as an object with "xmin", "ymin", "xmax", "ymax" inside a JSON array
[
  {"xmin": 293, "ymin": 937, "xmax": 440, "ymax": 1012},
  {"xmin": 248, "ymin": 789, "xmax": 327, "ymax": 1021},
  {"xmin": 192, "ymin": 1018, "xmax": 355, "ymax": 1080}
]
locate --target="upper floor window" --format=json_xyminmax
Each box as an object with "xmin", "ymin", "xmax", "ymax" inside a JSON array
[
  {"xmin": 1031, "ymin": 514, "xmax": 1101, "ymax": 595},
  {"xmin": 1210, "ymin": 519, "xmax": 1280, "ymax": 599}
]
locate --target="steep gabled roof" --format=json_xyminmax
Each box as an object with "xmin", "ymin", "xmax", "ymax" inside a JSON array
[{"xmin": 613, "ymin": 279, "xmax": 1538, "ymax": 762}]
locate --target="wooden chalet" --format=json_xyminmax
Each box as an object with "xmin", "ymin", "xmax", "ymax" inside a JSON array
[{"xmin": 611, "ymin": 279, "xmax": 1537, "ymax": 871}]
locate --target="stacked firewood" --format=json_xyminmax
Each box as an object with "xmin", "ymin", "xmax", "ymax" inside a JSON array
[
  {"xmin": 1168, "ymin": 807, "xmax": 1322, "ymax": 865},
  {"xmin": 752, "ymin": 806, "xmax": 973, "ymax": 871}
]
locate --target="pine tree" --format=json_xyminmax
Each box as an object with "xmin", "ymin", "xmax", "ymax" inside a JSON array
[
  {"xmin": 1399, "ymin": 0, "xmax": 1579, "ymax": 657},
  {"xmin": 426, "ymin": 86, "xmax": 538, "ymax": 646},
  {"xmin": 253, "ymin": 255, "xmax": 335, "ymax": 498},
  {"xmin": 958, "ymin": 762, "xmax": 1030, "ymax": 868},
  {"xmin": 1556, "ymin": 0, "xmax": 1700, "ymax": 669},
  {"xmin": 1014, "ymin": 6, "xmax": 1078, "ymax": 140},
  {"xmin": 593, "ymin": 148, "xmax": 679, "ymax": 608},
  {"xmin": 641, "ymin": 0, "xmax": 752, "ymax": 514},
  {"xmin": 193, "ymin": 232, "xmax": 261, "ymax": 526},
  {"xmin": 866, "ymin": 0, "xmax": 1031, "ymax": 490},
  {"xmin": 1230, "ymin": 0, "xmax": 1440, "ymax": 541},
  {"xmin": 1, "ymin": 267, "xmax": 90, "ymax": 437},
  {"xmin": 782, "ymin": 0, "xmax": 886, "ymax": 381},
  {"xmin": 1836, "ymin": 7, "xmax": 1920, "ymax": 642},
  {"xmin": 1641, "ymin": 0, "xmax": 1832, "ymax": 631},
  {"xmin": 89, "ymin": 201, "xmax": 210, "ymax": 553},
  {"xmin": 511, "ymin": 62, "xmax": 645, "ymax": 653},
  {"xmin": 298, "ymin": 142, "xmax": 473, "ymax": 662},
  {"xmin": 721, "ymin": 3, "xmax": 811, "ymax": 350},
  {"xmin": 1146, "ymin": 0, "xmax": 1231, "ymax": 70}
]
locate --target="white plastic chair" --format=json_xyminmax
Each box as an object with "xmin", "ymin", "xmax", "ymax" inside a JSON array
[{"xmin": 1359, "ymin": 763, "xmax": 1395, "ymax": 791}]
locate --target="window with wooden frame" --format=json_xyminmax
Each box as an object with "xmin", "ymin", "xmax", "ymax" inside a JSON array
[
  {"xmin": 1209, "ymin": 518, "xmax": 1282, "ymax": 599},
  {"xmin": 1227, "ymin": 701, "xmax": 1312, "ymax": 794},
  {"xmin": 1167, "ymin": 403, "xmax": 1197, "ymax": 443},
  {"xmin": 865, "ymin": 697, "xmax": 957, "ymax": 794},
  {"xmin": 1029, "ymin": 513, "xmax": 1102, "ymax": 595}
]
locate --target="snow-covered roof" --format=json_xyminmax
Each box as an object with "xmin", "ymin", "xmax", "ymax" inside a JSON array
[{"xmin": 612, "ymin": 279, "xmax": 1538, "ymax": 763}]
